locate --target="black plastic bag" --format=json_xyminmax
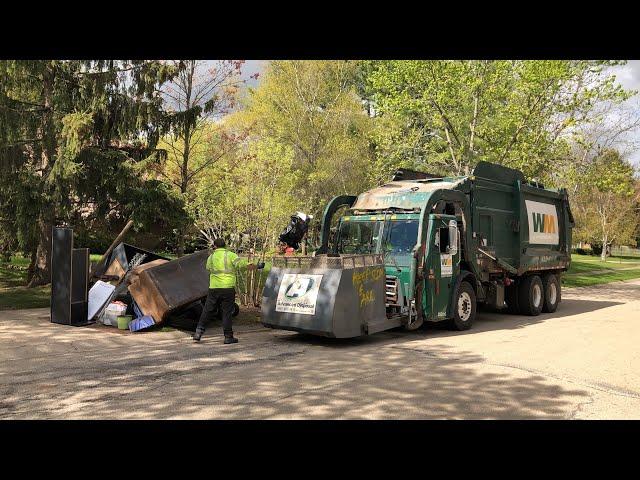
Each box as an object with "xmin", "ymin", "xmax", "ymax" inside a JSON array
[{"xmin": 278, "ymin": 212, "xmax": 312, "ymax": 250}]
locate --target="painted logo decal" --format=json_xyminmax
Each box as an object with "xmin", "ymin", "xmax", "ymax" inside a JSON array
[
  {"xmin": 284, "ymin": 277, "xmax": 316, "ymax": 299},
  {"xmin": 276, "ymin": 274, "xmax": 323, "ymax": 315},
  {"xmin": 440, "ymin": 253, "xmax": 453, "ymax": 277},
  {"xmin": 525, "ymin": 200, "xmax": 559, "ymax": 245}
]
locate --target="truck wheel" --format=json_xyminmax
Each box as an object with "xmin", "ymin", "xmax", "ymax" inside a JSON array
[
  {"xmin": 518, "ymin": 275, "xmax": 543, "ymax": 316},
  {"xmin": 404, "ymin": 282, "xmax": 424, "ymax": 331},
  {"xmin": 448, "ymin": 281, "xmax": 476, "ymax": 331},
  {"xmin": 542, "ymin": 273, "xmax": 560, "ymax": 313},
  {"xmin": 505, "ymin": 281, "xmax": 520, "ymax": 314}
]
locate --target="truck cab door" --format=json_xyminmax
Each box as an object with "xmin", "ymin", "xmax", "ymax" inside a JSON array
[{"xmin": 425, "ymin": 214, "xmax": 460, "ymax": 320}]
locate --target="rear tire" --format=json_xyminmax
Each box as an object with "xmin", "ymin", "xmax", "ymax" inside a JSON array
[
  {"xmin": 542, "ymin": 273, "xmax": 560, "ymax": 313},
  {"xmin": 448, "ymin": 281, "xmax": 476, "ymax": 331},
  {"xmin": 518, "ymin": 275, "xmax": 543, "ymax": 316}
]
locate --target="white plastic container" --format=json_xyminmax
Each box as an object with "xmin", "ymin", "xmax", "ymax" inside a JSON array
[{"xmin": 101, "ymin": 303, "xmax": 127, "ymax": 326}]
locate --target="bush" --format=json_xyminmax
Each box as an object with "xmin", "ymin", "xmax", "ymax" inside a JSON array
[
  {"xmin": 73, "ymin": 227, "xmax": 114, "ymax": 254},
  {"xmin": 161, "ymin": 230, "xmax": 208, "ymax": 255}
]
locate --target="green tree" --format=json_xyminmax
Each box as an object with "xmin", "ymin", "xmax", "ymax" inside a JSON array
[
  {"xmin": 572, "ymin": 150, "xmax": 638, "ymax": 260},
  {"xmin": 234, "ymin": 60, "xmax": 374, "ymax": 228},
  {"xmin": 362, "ymin": 60, "xmax": 633, "ymax": 182},
  {"xmin": 187, "ymin": 135, "xmax": 295, "ymax": 253},
  {"xmin": 0, "ymin": 60, "xmax": 177, "ymax": 286},
  {"xmin": 153, "ymin": 60, "xmax": 249, "ymax": 256}
]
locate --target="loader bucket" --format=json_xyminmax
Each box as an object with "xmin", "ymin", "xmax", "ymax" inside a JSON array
[{"xmin": 261, "ymin": 254, "xmax": 388, "ymax": 338}]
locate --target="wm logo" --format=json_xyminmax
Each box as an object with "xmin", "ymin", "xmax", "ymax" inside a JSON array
[{"xmin": 532, "ymin": 213, "xmax": 556, "ymax": 234}]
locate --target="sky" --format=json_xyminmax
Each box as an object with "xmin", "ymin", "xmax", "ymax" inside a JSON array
[
  {"xmin": 241, "ymin": 60, "xmax": 267, "ymax": 87},
  {"xmin": 239, "ymin": 60, "xmax": 640, "ymax": 167},
  {"xmin": 612, "ymin": 60, "xmax": 640, "ymax": 90},
  {"xmin": 608, "ymin": 61, "xmax": 640, "ymax": 166}
]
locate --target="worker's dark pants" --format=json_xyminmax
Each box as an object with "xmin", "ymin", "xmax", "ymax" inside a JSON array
[{"xmin": 196, "ymin": 288, "xmax": 236, "ymax": 336}]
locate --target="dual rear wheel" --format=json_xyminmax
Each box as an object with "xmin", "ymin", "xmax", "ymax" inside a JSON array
[
  {"xmin": 440, "ymin": 272, "xmax": 561, "ymax": 332},
  {"xmin": 506, "ymin": 273, "xmax": 560, "ymax": 316}
]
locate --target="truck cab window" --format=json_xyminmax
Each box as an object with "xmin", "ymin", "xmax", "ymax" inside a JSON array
[
  {"xmin": 336, "ymin": 221, "xmax": 380, "ymax": 254},
  {"xmin": 382, "ymin": 219, "xmax": 419, "ymax": 267}
]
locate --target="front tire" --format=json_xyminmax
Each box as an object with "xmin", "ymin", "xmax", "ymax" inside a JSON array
[
  {"xmin": 404, "ymin": 282, "xmax": 424, "ymax": 331},
  {"xmin": 448, "ymin": 281, "xmax": 476, "ymax": 331},
  {"xmin": 518, "ymin": 275, "xmax": 543, "ymax": 316},
  {"xmin": 542, "ymin": 273, "xmax": 560, "ymax": 313}
]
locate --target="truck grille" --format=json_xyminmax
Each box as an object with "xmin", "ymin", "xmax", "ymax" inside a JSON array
[{"xmin": 385, "ymin": 276, "xmax": 399, "ymax": 305}]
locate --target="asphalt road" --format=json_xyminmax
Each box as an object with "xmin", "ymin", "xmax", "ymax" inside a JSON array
[{"xmin": 1, "ymin": 279, "xmax": 640, "ymax": 419}]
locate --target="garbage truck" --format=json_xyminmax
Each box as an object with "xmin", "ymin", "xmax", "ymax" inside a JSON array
[{"xmin": 261, "ymin": 161, "xmax": 574, "ymax": 337}]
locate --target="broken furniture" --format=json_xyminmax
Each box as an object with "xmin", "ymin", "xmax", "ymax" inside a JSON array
[
  {"xmin": 50, "ymin": 226, "xmax": 241, "ymax": 332},
  {"xmin": 50, "ymin": 226, "xmax": 169, "ymax": 326},
  {"xmin": 51, "ymin": 227, "xmax": 90, "ymax": 326},
  {"xmin": 94, "ymin": 242, "xmax": 168, "ymax": 285},
  {"xmin": 127, "ymin": 250, "xmax": 241, "ymax": 330},
  {"xmin": 128, "ymin": 250, "xmax": 210, "ymax": 325}
]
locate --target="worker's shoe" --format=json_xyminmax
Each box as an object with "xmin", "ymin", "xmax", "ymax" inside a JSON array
[
  {"xmin": 193, "ymin": 329, "xmax": 204, "ymax": 342},
  {"xmin": 223, "ymin": 334, "xmax": 238, "ymax": 345}
]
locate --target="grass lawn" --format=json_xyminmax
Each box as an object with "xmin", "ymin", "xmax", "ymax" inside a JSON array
[
  {"xmin": 0, "ymin": 251, "xmax": 253, "ymax": 312},
  {"xmin": 0, "ymin": 256, "xmax": 51, "ymax": 310},
  {"xmin": 563, "ymin": 254, "xmax": 640, "ymax": 288},
  {"xmin": 2, "ymin": 252, "xmax": 640, "ymax": 311},
  {"xmin": 0, "ymin": 254, "xmax": 105, "ymax": 310}
]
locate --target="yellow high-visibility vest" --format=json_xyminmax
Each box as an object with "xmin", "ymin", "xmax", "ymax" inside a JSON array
[{"xmin": 206, "ymin": 248, "xmax": 243, "ymax": 289}]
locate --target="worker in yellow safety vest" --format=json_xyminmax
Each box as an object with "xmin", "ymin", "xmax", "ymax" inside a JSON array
[{"xmin": 193, "ymin": 237, "xmax": 264, "ymax": 344}]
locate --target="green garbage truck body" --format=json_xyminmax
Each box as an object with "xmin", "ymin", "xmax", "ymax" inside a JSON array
[{"xmin": 262, "ymin": 161, "xmax": 574, "ymax": 336}]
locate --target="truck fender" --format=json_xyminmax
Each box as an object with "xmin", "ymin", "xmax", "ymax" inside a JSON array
[{"xmin": 447, "ymin": 270, "xmax": 477, "ymax": 319}]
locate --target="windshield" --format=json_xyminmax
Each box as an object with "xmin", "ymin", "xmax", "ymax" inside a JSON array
[
  {"xmin": 335, "ymin": 217, "xmax": 419, "ymax": 266},
  {"xmin": 382, "ymin": 219, "xmax": 419, "ymax": 267},
  {"xmin": 336, "ymin": 221, "xmax": 382, "ymax": 254}
]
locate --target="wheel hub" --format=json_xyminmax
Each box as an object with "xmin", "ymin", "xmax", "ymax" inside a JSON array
[
  {"xmin": 533, "ymin": 283, "xmax": 542, "ymax": 308},
  {"xmin": 549, "ymin": 282, "xmax": 557, "ymax": 305},
  {"xmin": 458, "ymin": 292, "xmax": 472, "ymax": 321}
]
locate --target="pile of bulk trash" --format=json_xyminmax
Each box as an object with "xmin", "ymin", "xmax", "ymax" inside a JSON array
[{"xmin": 51, "ymin": 228, "xmax": 238, "ymax": 331}]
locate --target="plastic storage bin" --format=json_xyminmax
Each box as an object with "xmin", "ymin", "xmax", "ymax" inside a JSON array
[{"xmin": 102, "ymin": 303, "xmax": 127, "ymax": 326}]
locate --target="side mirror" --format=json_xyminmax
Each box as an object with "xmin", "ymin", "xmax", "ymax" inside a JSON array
[{"xmin": 448, "ymin": 220, "xmax": 458, "ymax": 256}]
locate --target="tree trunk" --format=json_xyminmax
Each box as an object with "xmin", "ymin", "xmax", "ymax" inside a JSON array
[
  {"xmin": 177, "ymin": 228, "xmax": 186, "ymax": 257},
  {"xmin": 28, "ymin": 62, "xmax": 56, "ymax": 288},
  {"xmin": 1, "ymin": 248, "xmax": 10, "ymax": 263},
  {"xmin": 176, "ymin": 176, "xmax": 189, "ymax": 258},
  {"xmin": 444, "ymin": 126, "xmax": 460, "ymax": 174},
  {"xmin": 176, "ymin": 173, "xmax": 189, "ymax": 258},
  {"xmin": 601, "ymin": 234, "xmax": 608, "ymax": 262},
  {"xmin": 28, "ymin": 207, "xmax": 54, "ymax": 287}
]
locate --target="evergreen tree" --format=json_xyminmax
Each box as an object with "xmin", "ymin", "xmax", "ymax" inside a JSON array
[{"xmin": 0, "ymin": 60, "xmax": 179, "ymax": 286}]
